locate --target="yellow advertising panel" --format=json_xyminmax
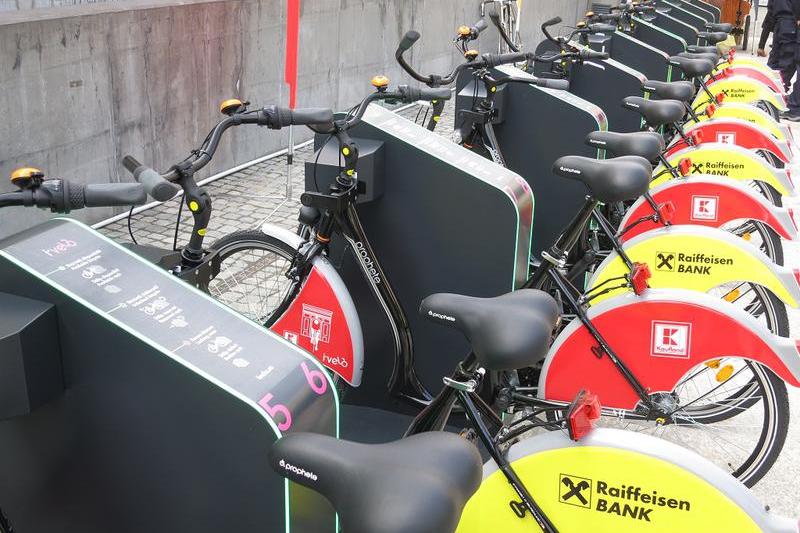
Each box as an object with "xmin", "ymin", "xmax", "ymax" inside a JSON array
[
  {"xmin": 456, "ymin": 447, "xmax": 761, "ymax": 533},
  {"xmin": 587, "ymin": 230, "xmax": 798, "ymax": 307},
  {"xmin": 689, "ymin": 104, "xmax": 786, "ymax": 140},
  {"xmin": 652, "ymin": 147, "xmax": 791, "ymax": 196},
  {"xmin": 692, "ymin": 77, "xmax": 786, "ymax": 112}
]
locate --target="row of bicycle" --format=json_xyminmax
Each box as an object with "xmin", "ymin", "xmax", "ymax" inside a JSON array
[{"xmin": 2, "ymin": 1, "xmax": 799, "ymax": 531}]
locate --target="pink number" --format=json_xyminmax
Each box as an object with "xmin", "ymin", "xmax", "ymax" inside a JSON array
[
  {"xmin": 301, "ymin": 362, "xmax": 328, "ymax": 395},
  {"xmin": 258, "ymin": 393, "xmax": 292, "ymax": 431}
]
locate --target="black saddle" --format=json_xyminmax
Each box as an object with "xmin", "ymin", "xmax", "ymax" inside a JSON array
[
  {"xmin": 419, "ymin": 289, "xmax": 558, "ymax": 371},
  {"xmin": 677, "ymin": 51, "xmax": 719, "ymax": 64},
  {"xmin": 269, "ymin": 432, "xmax": 483, "ymax": 533},
  {"xmin": 706, "ymin": 22, "xmax": 733, "ymax": 34},
  {"xmin": 553, "ymin": 155, "xmax": 652, "ymax": 203},
  {"xmin": 698, "ymin": 31, "xmax": 728, "ymax": 45},
  {"xmin": 642, "ymin": 80, "xmax": 696, "ymax": 102},
  {"xmin": 585, "ymin": 131, "xmax": 665, "ymax": 161},
  {"xmin": 622, "ymin": 96, "xmax": 685, "ymax": 127},
  {"xmin": 687, "ymin": 45, "xmax": 720, "ymax": 55},
  {"xmin": 668, "ymin": 55, "xmax": 715, "ymax": 79}
]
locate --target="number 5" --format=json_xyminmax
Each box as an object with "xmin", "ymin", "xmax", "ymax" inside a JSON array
[{"xmin": 259, "ymin": 393, "xmax": 292, "ymax": 431}]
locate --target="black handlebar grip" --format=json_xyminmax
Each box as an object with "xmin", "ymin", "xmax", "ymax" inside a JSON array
[
  {"xmin": 398, "ymin": 30, "xmax": 421, "ymax": 53},
  {"xmin": 67, "ymin": 181, "xmax": 86, "ymax": 210},
  {"xmin": 589, "ymin": 23, "xmax": 617, "ymax": 33},
  {"xmin": 483, "ymin": 51, "xmax": 528, "ymax": 68},
  {"xmin": 535, "ymin": 78, "xmax": 570, "ymax": 90},
  {"xmin": 289, "ymin": 108, "xmax": 335, "ymax": 126},
  {"xmin": 84, "ymin": 183, "xmax": 147, "ymax": 207},
  {"xmin": 122, "ymin": 155, "xmax": 180, "ymax": 202},
  {"xmin": 542, "ymin": 16, "xmax": 562, "ymax": 27},
  {"xmin": 473, "ymin": 19, "xmax": 488, "ymax": 34},
  {"xmin": 579, "ymin": 48, "xmax": 609, "ymax": 60},
  {"xmin": 398, "ymin": 85, "xmax": 452, "ymax": 102}
]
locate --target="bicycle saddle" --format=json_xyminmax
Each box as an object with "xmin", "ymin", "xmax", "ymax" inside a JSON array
[
  {"xmin": 686, "ymin": 45, "xmax": 720, "ymax": 55},
  {"xmin": 419, "ymin": 289, "xmax": 559, "ymax": 371},
  {"xmin": 698, "ymin": 31, "xmax": 728, "ymax": 45},
  {"xmin": 585, "ymin": 131, "xmax": 665, "ymax": 162},
  {"xmin": 269, "ymin": 432, "xmax": 483, "ymax": 533},
  {"xmin": 668, "ymin": 56, "xmax": 715, "ymax": 79},
  {"xmin": 553, "ymin": 155, "xmax": 652, "ymax": 203},
  {"xmin": 622, "ymin": 96, "xmax": 685, "ymax": 127},
  {"xmin": 706, "ymin": 22, "xmax": 733, "ymax": 34},
  {"xmin": 642, "ymin": 79, "xmax": 696, "ymax": 102},
  {"xmin": 677, "ymin": 51, "xmax": 720, "ymax": 64}
]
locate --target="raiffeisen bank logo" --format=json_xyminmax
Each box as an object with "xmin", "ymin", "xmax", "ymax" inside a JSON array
[{"xmin": 651, "ymin": 321, "xmax": 691, "ymax": 359}]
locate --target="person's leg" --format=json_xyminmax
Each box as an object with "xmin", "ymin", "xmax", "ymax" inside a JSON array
[{"xmin": 781, "ymin": 43, "xmax": 800, "ymax": 119}]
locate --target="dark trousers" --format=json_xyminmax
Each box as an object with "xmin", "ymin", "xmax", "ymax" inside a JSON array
[{"xmin": 774, "ymin": 21, "xmax": 800, "ymax": 112}]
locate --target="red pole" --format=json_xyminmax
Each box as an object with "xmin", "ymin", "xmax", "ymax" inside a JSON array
[{"xmin": 285, "ymin": 0, "xmax": 300, "ymax": 109}]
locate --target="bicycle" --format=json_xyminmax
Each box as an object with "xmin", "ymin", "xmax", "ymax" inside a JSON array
[{"xmin": 269, "ymin": 286, "xmax": 799, "ymax": 532}]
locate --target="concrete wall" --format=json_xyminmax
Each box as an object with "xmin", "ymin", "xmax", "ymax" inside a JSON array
[{"xmin": 0, "ymin": 0, "xmax": 586, "ymax": 236}]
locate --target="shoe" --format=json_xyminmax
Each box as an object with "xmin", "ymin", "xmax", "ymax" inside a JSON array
[{"xmin": 782, "ymin": 112, "xmax": 800, "ymax": 122}]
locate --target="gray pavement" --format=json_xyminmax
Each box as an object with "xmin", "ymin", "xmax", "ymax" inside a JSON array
[{"xmin": 99, "ymin": 93, "xmax": 800, "ymax": 517}]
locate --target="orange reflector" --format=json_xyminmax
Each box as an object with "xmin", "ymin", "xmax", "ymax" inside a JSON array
[
  {"xmin": 742, "ymin": 232, "xmax": 751, "ymax": 241},
  {"xmin": 705, "ymin": 359, "xmax": 722, "ymax": 369},
  {"xmin": 716, "ymin": 365, "xmax": 734, "ymax": 383},
  {"xmin": 723, "ymin": 289, "xmax": 740, "ymax": 302}
]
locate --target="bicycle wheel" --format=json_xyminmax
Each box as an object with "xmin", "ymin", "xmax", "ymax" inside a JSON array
[
  {"xmin": 618, "ymin": 361, "xmax": 789, "ymax": 487},
  {"xmin": 206, "ymin": 229, "xmax": 298, "ymax": 325}
]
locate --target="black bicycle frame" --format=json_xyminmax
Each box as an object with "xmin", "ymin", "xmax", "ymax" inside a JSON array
[
  {"xmin": 405, "ymin": 352, "xmax": 559, "ymax": 532},
  {"xmin": 522, "ymin": 197, "xmax": 654, "ymax": 407}
]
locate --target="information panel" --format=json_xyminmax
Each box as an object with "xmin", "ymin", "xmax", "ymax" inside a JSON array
[{"xmin": 0, "ymin": 219, "xmax": 338, "ymax": 533}]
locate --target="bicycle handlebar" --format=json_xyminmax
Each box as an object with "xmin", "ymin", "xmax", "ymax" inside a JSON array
[
  {"xmin": 0, "ymin": 179, "xmax": 146, "ymax": 213},
  {"xmin": 541, "ymin": 16, "xmax": 562, "ymax": 43},
  {"xmin": 123, "ymin": 156, "xmax": 181, "ymax": 201}
]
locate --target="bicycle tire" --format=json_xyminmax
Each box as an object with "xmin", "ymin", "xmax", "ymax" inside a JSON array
[{"xmin": 207, "ymin": 229, "xmax": 299, "ymax": 325}]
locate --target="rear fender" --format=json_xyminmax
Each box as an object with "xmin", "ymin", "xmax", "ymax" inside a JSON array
[
  {"xmin": 456, "ymin": 428, "xmax": 796, "ymax": 533},
  {"xmin": 708, "ymin": 66, "xmax": 785, "ymax": 97},
  {"xmin": 688, "ymin": 103, "xmax": 787, "ymax": 142},
  {"xmin": 589, "ymin": 224, "xmax": 800, "ymax": 307},
  {"xmin": 653, "ymin": 143, "xmax": 794, "ymax": 198},
  {"xmin": 620, "ymin": 177, "xmax": 798, "ymax": 241},
  {"xmin": 671, "ymin": 118, "xmax": 792, "ymax": 164},
  {"xmin": 261, "ymin": 223, "xmax": 365, "ymax": 386},
  {"xmin": 694, "ymin": 75, "xmax": 787, "ymax": 111},
  {"xmin": 539, "ymin": 289, "xmax": 800, "ymax": 410},
  {"xmin": 722, "ymin": 57, "xmax": 783, "ymax": 82}
]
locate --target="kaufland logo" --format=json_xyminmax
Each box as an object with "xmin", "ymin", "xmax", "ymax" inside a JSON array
[
  {"xmin": 651, "ymin": 321, "xmax": 691, "ymax": 358},
  {"xmin": 690, "ymin": 195, "xmax": 718, "ymax": 222},
  {"xmin": 716, "ymin": 132, "xmax": 736, "ymax": 144}
]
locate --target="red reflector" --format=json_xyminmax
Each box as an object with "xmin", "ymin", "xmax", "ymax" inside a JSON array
[
  {"xmin": 630, "ymin": 262, "xmax": 651, "ymax": 295},
  {"xmin": 678, "ymin": 158, "xmax": 692, "ymax": 176},
  {"xmin": 689, "ymin": 130, "xmax": 703, "ymax": 145},
  {"xmin": 567, "ymin": 390, "xmax": 602, "ymax": 441},
  {"xmin": 715, "ymin": 92, "xmax": 725, "ymax": 104},
  {"xmin": 657, "ymin": 201, "xmax": 675, "ymax": 225},
  {"xmin": 728, "ymin": 49, "xmax": 735, "ymax": 63},
  {"xmin": 706, "ymin": 103, "xmax": 716, "ymax": 117}
]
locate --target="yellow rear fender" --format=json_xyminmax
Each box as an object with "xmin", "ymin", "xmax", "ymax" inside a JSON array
[
  {"xmin": 586, "ymin": 225, "xmax": 800, "ymax": 307},
  {"xmin": 457, "ymin": 428, "xmax": 796, "ymax": 533},
  {"xmin": 694, "ymin": 76, "xmax": 787, "ymax": 111},
  {"xmin": 652, "ymin": 143, "xmax": 794, "ymax": 198},
  {"xmin": 688, "ymin": 103, "xmax": 787, "ymax": 141}
]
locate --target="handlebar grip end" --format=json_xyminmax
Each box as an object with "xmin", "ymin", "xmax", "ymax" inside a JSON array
[
  {"xmin": 398, "ymin": 30, "xmax": 421, "ymax": 52},
  {"xmin": 122, "ymin": 155, "xmax": 141, "ymax": 174}
]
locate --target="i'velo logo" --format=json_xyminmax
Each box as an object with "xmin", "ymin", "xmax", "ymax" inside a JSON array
[
  {"xmin": 651, "ymin": 321, "xmax": 691, "ymax": 359},
  {"xmin": 690, "ymin": 195, "xmax": 718, "ymax": 221}
]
